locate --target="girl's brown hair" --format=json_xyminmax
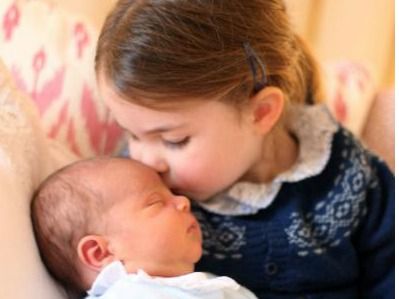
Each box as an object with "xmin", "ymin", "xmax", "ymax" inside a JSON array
[{"xmin": 96, "ymin": 0, "xmax": 322, "ymax": 107}]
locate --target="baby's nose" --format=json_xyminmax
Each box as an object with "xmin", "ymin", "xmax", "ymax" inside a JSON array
[{"xmin": 174, "ymin": 195, "xmax": 191, "ymax": 212}]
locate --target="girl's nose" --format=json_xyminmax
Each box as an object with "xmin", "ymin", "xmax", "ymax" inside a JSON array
[
  {"xmin": 130, "ymin": 147, "xmax": 168, "ymax": 173},
  {"xmin": 174, "ymin": 195, "xmax": 191, "ymax": 212},
  {"xmin": 142, "ymin": 156, "xmax": 168, "ymax": 173}
]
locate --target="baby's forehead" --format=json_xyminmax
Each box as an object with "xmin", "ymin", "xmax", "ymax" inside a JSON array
[{"xmin": 80, "ymin": 159, "xmax": 163, "ymax": 196}]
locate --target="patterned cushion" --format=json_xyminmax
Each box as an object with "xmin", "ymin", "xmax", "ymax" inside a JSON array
[
  {"xmin": 0, "ymin": 0, "xmax": 123, "ymax": 158},
  {"xmin": 323, "ymin": 61, "xmax": 375, "ymax": 136}
]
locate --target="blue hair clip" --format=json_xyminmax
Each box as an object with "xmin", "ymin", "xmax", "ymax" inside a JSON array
[{"xmin": 243, "ymin": 42, "xmax": 267, "ymax": 93}]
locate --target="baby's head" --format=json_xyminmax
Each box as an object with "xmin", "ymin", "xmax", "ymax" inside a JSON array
[{"xmin": 31, "ymin": 157, "xmax": 202, "ymax": 295}]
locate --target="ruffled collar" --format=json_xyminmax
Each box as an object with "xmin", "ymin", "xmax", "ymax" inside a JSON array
[
  {"xmin": 87, "ymin": 261, "xmax": 240, "ymax": 297},
  {"xmin": 197, "ymin": 104, "xmax": 339, "ymax": 216}
]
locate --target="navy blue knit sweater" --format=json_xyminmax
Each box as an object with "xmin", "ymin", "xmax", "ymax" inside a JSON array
[{"xmin": 193, "ymin": 126, "xmax": 394, "ymax": 299}]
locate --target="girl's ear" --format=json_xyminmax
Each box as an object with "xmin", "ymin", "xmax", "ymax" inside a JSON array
[
  {"xmin": 249, "ymin": 87, "xmax": 285, "ymax": 134},
  {"xmin": 77, "ymin": 235, "xmax": 114, "ymax": 271}
]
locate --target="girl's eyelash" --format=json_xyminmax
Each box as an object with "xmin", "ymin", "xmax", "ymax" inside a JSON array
[
  {"xmin": 128, "ymin": 133, "xmax": 139, "ymax": 141},
  {"xmin": 163, "ymin": 136, "xmax": 190, "ymax": 149}
]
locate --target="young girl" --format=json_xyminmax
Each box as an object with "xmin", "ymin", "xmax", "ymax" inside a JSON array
[{"xmin": 95, "ymin": 1, "xmax": 394, "ymax": 298}]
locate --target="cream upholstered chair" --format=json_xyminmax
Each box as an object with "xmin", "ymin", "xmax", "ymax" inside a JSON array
[{"xmin": 0, "ymin": 1, "xmax": 393, "ymax": 299}]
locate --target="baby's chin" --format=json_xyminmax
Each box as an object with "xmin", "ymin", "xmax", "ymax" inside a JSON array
[
  {"xmin": 187, "ymin": 236, "xmax": 203, "ymax": 266},
  {"xmin": 193, "ymin": 243, "xmax": 203, "ymax": 262},
  {"xmin": 194, "ymin": 243, "xmax": 204, "ymax": 265}
]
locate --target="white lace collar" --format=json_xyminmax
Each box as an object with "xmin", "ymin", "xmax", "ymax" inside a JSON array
[
  {"xmin": 198, "ymin": 104, "xmax": 339, "ymax": 216},
  {"xmin": 87, "ymin": 261, "xmax": 240, "ymax": 297}
]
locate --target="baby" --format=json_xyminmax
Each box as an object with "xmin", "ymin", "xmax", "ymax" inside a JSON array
[{"xmin": 31, "ymin": 157, "xmax": 257, "ymax": 299}]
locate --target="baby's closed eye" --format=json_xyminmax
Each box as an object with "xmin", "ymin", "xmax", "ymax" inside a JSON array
[{"xmin": 146, "ymin": 193, "xmax": 166, "ymax": 208}]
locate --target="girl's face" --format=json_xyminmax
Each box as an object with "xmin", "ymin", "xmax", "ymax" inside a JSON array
[{"xmin": 100, "ymin": 83, "xmax": 264, "ymax": 201}]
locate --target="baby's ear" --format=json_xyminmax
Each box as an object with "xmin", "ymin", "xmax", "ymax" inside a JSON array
[
  {"xmin": 77, "ymin": 235, "xmax": 114, "ymax": 271},
  {"xmin": 249, "ymin": 86, "xmax": 285, "ymax": 134}
]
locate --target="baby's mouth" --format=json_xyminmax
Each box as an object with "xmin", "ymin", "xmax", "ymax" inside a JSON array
[{"xmin": 187, "ymin": 220, "xmax": 199, "ymax": 234}]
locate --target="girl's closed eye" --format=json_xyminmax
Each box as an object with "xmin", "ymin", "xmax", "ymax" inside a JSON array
[
  {"xmin": 128, "ymin": 132, "xmax": 139, "ymax": 142},
  {"xmin": 162, "ymin": 136, "xmax": 190, "ymax": 149}
]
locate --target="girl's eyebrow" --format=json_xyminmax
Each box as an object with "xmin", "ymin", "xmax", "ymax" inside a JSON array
[
  {"xmin": 122, "ymin": 124, "xmax": 186, "ymax": 137},
  {"xmin": 143, "ymin": 124, "xmax": 185, "ymax": 134}
]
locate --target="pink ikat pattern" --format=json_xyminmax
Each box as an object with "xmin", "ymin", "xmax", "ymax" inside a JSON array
[
  {"xmin": 2, "ymin": 2, "xmax": 19, "ymax": 41},
  {"xmin": 74, "ymin": 22, "xmax": 90, "ymax": 59}
]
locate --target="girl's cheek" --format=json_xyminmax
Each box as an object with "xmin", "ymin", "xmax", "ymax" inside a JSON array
[
  {"xmin": 182, "ymin": 161, "xmax": 211, "ymax": 184},
  {"xmin": 171, "ymin": 144, "xmax": 213, "ymax": 178}
]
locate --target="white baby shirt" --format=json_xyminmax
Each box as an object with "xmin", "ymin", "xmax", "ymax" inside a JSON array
[{"xmin": 86, "ymin": 261, "xmax": 257, "ymax": 299}]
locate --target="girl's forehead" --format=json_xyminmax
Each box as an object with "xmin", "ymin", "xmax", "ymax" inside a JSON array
[
  {"xmin": 111, "ymin": 101, "xmax": 193, "ymax": 133},
  {"xmin": 107, "ymin": 97, "xmax": 236, "ymax": 129},
  {"xmin": 99, "ymin": 74, "xmax": 237, "ymax": 114},
  {"xmin": 99, "ymin": 76, "xmax": 243, "ymax": 130}
]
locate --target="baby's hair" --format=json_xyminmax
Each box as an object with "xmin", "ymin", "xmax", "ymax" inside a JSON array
[
  {"xmin": 30, "ymin": 158, "xmax": 117, "ymax": 295},
  {"xmin": 96, "ymin": 0, "xmax": 322, "ymax": 109}
]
